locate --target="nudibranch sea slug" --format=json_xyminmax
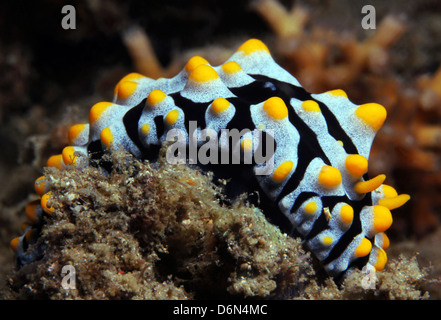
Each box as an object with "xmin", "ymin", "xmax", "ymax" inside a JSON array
[{"xmin": 11, "ymin": 39, "xmax": 409, "ymax": 278}]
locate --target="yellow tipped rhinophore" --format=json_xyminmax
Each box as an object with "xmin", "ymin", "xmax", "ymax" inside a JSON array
[
  {"xmin": 355, "ymin": 103, "xmax": 387, "ymax": 131},
  {"xmin": 237, "ymin": 38, "xmax": 270, "ymax": 56},
  {"xmin": 263, "ymin": 97, "xmax": 288, "ymax": 120},
  {"xmin": 381, "ymin": 184, "xmax": 398, "ymax": 198},
  {"xmin": 354, "ymin": 174, "xmax": 386, "ymax": 194},
  {"xmin": 378, "ymin": 194, "xmax": 410, "ymax": 210},
  {"xmin": 318, "ymin": 165, "xmax": 342, "ymax": 188}
]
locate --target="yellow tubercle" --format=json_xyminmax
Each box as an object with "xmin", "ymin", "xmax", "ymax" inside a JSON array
[
  {"xmin": 188, "ymin": 64, "xmax": 219, "ymax": 83},
  {"xmin": 382, "ymin": 233, "xmax": 390, "ymax": 250},
  {"xmin": 373, "ymin": 205, "xmax": 393, "ymax": 233},
  {"xmin": 141, "ymin": 123, "xmax": 150, "ymax": 136},
  {"xmin": 241, "ymin": 138, "xmax": 253, "ymax": 152},
  {"xmin": 46, "ymin": 154, "xmax": 64, "ymax": 169},
  {"xmin": 322, "ymin": 236, "xmax": 333, "ymax": 246},
  {"xmin": 20, "ymin": 223, "xmax": 29, "ymax": 232},
  {"xmin": 340, "ymin": 204, "xmax": 354, "ymax": 225},
  {"xmin": 25, "ymin": 200, "xmax": 39, "ymax": 223},
  {"xmin": 355, "ymin": 103, "xmax": 387, "ymax": 131},
  {"xmin": 381, "ymin": 184, "xmax": 398, "ymax": 198},
  {"xmin": 41, "ymin": 191, "xmax": 55, "ymax": 214},
  {"xmin": 263, "ymin": 97, "xmax": 288, "ymax": 120},
  {"xmin": 374, "ymin": 248, "xmax": 388, "ymax": 271},
  {"xmin": 10, "ymin": 237, "xmax": 20, "ymax": 252},
  {"xmin": 318, "ymin": 165, "xmax": 342, "ymax": 188},
  {"xmin": 301, "ymin": 100, "xmax": 321, "ymax": 112},
  {"xmin": 68, "ymin": 123, "xmax": 87, "ymax": 145},
  {"xmin": 221, "ymin": 61, "xmax": 242, "ymax": 74},
  {"xmin": 237, "ymin": 38, "xmax": 270, "ymax": 55},
  {"xmin": 62, "ymin": 146, "xmax": 77, "ymax": 166},
  {"xmin": 34, "ymin": 176, "xmax": 46, "ymax": 196},
  {"xmin": 185, "ymin": 56, "xmax": 210, "ymax": 73},
  {"xmin": 272, "ymin": 160, "xmax": 294, "ymax": 182},
  {"xmin": 211, "ymin": 98, "xmax": 230, "ymax": 114},
  {"xmin": 114, "ymin": 72, "xmax": 144, "ymax": 96},
  {"xmin": 377, "ymin": 232, "xmax": 390, "ymax": 250},
  {"xmin": 89, "ymin": 102, "xmax": 114, "ymax": 124},
  {"xmin": 345, "ymin": 154, "xmax": 368, "ymax": 178},
  {"xmin": 354, "ymin": 174, "xmax": 386, "ymax": 194},
  {"xmin": 328, "ymin": 89, "xmax": 348, "ymax": 98},
  {"xmin": 100, "ymin": 127, "xmax": 114, "ymax": 148},
  {"xmin": 378, "ymin": 194, "xmax": 410, "ymax": 210},
  {"xmin": 116, "ymin": 80, "xmax": 138, "ymax": 100},
  {"xmin": 304, "ymin": 201, "xmax": 317, "ymax": 214},
  {"xmin": 118, "ymin": 72, "xmax": 145, "ymax": 83},
  {"xmin": 147, "ymin": 89, "xmax": 167, "ymax": 106},
  {"xmin": 25, "ymin": 229, "xmax": 36, "ymax": 242},
  {"xmin": 355, "ymin": 238, "xmax": 372, "ymax": 257},
  {"xmin": 165, "ymin": 110, "xmax": 180, "ymax": 126}
]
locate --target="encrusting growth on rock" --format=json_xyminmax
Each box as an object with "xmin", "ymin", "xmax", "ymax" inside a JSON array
[
  {"xmin": 8, "ymin": 150, "xmax": 428, "ymax": 299},
  {"xmin": 9, "ymin": 150, "xmax": 314, "ymax": 299}
]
